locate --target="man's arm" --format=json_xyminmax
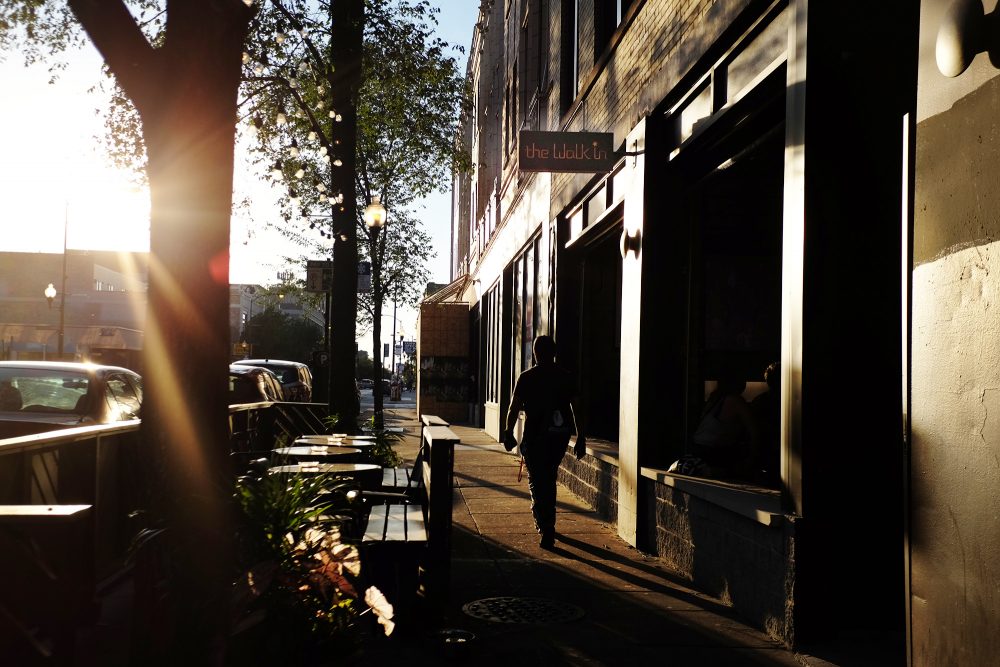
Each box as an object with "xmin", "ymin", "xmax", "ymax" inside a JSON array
[
  {"xmin": 502, "ymin": 378, "xmax": 524, "ymax": 452},
  {"xmin": 505, "ymin": 383, "xmax": 523, "ymax": 434},
  {"xmin": 570, "ymin": 396, "xmax": 587, "ymax": 459}
]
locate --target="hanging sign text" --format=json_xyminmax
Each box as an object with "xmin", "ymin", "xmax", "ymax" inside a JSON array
[{"xmin": 518, "ymin": 131, "xmax": 616, "ymax": 173}]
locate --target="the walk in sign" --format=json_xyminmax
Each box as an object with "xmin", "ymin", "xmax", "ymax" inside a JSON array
[{"xmin": 518, "ymin": 130, "xmax": 615, "ymax": 173}]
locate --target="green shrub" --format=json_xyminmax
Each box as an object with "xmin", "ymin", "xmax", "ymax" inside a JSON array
[{"xmin": 232, "ymin": 469, "xmax": 396, "ymax": 648}]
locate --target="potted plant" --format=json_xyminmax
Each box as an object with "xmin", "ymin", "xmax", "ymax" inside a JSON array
[{"xmin": 229, "ymin": 469, "xmax": 395, "ymax": 661}]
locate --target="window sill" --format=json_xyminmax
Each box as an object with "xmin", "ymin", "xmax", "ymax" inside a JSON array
[
  {"xmin": 640, "ymin": 467, "xmax": 785, "ymax": 527},
  {"xmin": 574, "ymin": 437, "xmax": 619, "ymax": 465}
]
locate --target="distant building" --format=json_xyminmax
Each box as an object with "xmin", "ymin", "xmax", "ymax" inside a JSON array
[
  {"xmin": 229, "ymin": 283, "xmax": 326, "ymax": 357},
  {"xmin": 0, "ymin": 251, "xmax": 147, "ymax": 370}
]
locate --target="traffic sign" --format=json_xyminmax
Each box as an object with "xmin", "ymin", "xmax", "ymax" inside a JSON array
[
  {"xmin": 357, "ymin": 261, "xmax": 371, "ymax": 292},
  {"xmin": 306, "ymin": 260, "xmax": 333, "ymax": 292}
]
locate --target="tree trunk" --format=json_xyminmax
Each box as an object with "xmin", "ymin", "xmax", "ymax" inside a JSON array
[
  {"xmin": 137, "ymin": 100, "xmax": 237, "ymax": 666},
  {"xmin": 64, "ymin": 4, "xmax": 250, "ymax": 658},
  {"xmin": 118, "ymin": 12, "xmax": 247, "ymax": 666},
  {"xmin": 329, "ymin": 0, "xmax": 364, "ymax": 431}
]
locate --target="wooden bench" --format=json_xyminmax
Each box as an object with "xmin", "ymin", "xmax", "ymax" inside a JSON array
[
  {"xmin": 379, "ymin": 465, "xmax": 423, "ymax": 493},
  {"xmin": 377, "ymin": 415, "xmax": 449, "ymax": 495},
  {"xmin": 362, "ymin": 421, "xmax": 457, "ymax": 629}
]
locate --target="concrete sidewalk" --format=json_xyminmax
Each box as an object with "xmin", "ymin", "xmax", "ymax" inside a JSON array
[{"xmin": 350, "ymin": 405, "xmax": 819, "ymax": 667}]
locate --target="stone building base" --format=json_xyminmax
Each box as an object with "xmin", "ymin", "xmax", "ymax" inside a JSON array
[{"xmin": 561, "ymin": 451, "xmax": 797, "ymax": 647}]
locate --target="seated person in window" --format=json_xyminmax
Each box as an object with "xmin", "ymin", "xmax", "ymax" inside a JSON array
[
  {"xmin": 750, "ymin": 362, "xmax": 780, "ymax": 485},
  {"xmin": 691, "ymin": 376, "xmax": 759, "ymax": 480}
]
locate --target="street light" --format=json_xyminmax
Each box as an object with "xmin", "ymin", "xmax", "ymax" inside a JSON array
[
  {"xmin": 45, "ymin": 207, "xmax": 69, "ymax": 358},
  {"xmin": 366, "ymin": 195, "xmax": 388, "ymax": 370},
  {"xmin": 364, "ymin": 195, "xmax": 388, "ymax": 423},
  {"xmin": 363, "ymin": 195, "xmax": 386, "ymax": 230}
]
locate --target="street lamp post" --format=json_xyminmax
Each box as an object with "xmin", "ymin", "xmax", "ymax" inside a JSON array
[
  {"xmin": 364, "ymin": 195, "xmax": 387, "ymax": 425},
  {"xmin": 58, "ymin": 206, "xmax": 67, "ymax": 358},
  {"xmin": 397, "ymin": 334, "xmax": 404, "ymax": 379},
  {"xmin": 243, "ymin": 286, "xmax": 258, "ymax": 353},
  {"xmin": 391, "ymin": 288, "xmax": 398, "ymax": 379},
  {"xmin": 43, "ymin": 209, "xmax": 68, "ymax": 359}
]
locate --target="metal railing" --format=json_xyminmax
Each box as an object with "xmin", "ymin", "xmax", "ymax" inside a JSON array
[
  {"xmin": 0, "ymin": 401, "xmax": 333, "ymax": 579},
  {"xmin": 0, "ymin": 400, "xmax": 335, "ymax": 660},
  {"xmin": 0, "ymin": 421, "xmax": 142, "ymax": 581}
]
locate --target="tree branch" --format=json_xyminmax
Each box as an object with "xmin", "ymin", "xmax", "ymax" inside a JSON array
[{"xmin": 67, "ymin": 0, "xmax": 157, "ymax": 105}]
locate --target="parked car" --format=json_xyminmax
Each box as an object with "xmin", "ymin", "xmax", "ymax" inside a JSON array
[
  {"xmin": 358, "ymin": 378, "xmax": 374, "ymax": 391},
  {"xmin": 228, "ymin": 364, "xmax": 285, "ymax": 404},
  {"xmin": 231, "ymin": 359, "xmax": 313, "ymax": 402},
  {"xmin": 0, "ymin": 361, "xmax": 143, "ymax": 439}
]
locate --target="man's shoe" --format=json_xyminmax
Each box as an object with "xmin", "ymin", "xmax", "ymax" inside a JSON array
[{"xmin": 539, "ymin": 530, "xmax": 555, "ymax": 550}]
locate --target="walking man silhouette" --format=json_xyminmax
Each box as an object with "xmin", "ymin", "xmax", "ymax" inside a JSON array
[{"xmin": 504, "ymin": 335, "xmax": 585, "ymax": 549}]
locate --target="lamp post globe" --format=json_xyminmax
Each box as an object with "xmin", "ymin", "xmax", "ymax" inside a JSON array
[
  {"xmin": 44, "ymin": 283, "xmax": 56, "ymax": 308},
  {"xmin": 363, "ymin": 195, "xmax": 386, "ymax": 229}
]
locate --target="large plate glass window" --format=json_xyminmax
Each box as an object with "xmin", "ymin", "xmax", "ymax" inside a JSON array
[
  {"xmin": 663, "ymin": 1, "xmax": 788, "ymax": 489},
  {"xmin": 512, "ymin": 235, "xmax": 542, "ymax": 374}
]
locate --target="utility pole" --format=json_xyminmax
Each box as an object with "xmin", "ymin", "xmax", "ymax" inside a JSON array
[
  {"xmin": 329, "ymin": 0, "xmax": 364, "ymax": 429},
  {"xmin": 57, "ymin": 203, "xmax": 67, "ymax": 358},
  {"xmin": 391, "ymin": 288, "xmax": 397, "ymax": 379}
]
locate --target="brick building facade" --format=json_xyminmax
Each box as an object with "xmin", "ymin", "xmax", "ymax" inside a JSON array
[{"xmin": 435, "ymin": 0, "xmax": 1000, "ymax": 662}]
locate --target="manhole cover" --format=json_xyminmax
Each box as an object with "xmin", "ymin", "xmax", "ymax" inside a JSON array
[{"xmin": 462, "ymin": 596, "xmax": 585, "ymax": 624}]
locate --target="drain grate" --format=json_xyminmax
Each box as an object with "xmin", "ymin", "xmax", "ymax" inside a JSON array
[{"xmin": 462, "ymin": 597, "xmax": 585, "ymax": 624}]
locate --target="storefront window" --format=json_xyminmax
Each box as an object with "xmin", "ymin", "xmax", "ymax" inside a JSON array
[
  {"xmin": 513, "ymin": 235, "xmax": 542, "ymax": 373},
  {"xmin": 681, "ymin": 101, "xmax": 784, "ymax": 488},
  {"xmin": 668, "ymin": 1, "xmax": 787, "ymax": 156},
  {"xmin": 580, "ymin": 234, "xmax": 622, "ymax": 443},
  {"xmin": 483, "ymin": 283, "xmax": 501, "ymax": 405}
]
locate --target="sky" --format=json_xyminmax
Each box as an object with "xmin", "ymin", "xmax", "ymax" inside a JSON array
[{"xmin": 0, "ymin": 1, "xmax": 479, "ymax": 359}]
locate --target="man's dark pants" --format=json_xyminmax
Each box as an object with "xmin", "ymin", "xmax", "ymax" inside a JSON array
[{"xmin": 522, "ymin": 438, "xmax": 565, "ymax": 536}]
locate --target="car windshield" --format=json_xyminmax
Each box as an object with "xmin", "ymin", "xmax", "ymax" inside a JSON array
[
  {"xmin": 0, "ymin": 368, "xmax": 90, "ymax": 414},
  {"xmin": 267, "ymin": 367, "xmax": 298, "ymax": 383}
]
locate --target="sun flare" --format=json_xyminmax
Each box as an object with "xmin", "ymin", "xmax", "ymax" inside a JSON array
[{"xmin": 3, "ymin": 165, "xmax": 150, "ymax": 255}]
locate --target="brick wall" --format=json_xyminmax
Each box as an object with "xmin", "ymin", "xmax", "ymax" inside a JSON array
[
  {"xmin": 551, "ymin": 0, "xmax": 754, "ymax": 213},
  {"xmin": 559, "ymin": 452, "xmax": 619, "ymax": 523},
  {"xmin": 646, "ymin": 479, "xmax": 796, "ymax": 646},
  {"xmin": 417, "ymin": 302, "xmax": 471, "ymax": 424}
]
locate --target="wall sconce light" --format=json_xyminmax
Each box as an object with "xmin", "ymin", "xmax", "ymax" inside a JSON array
[
  {"xmin": 620, "ymin": 227, "xmax": 642, "ymax": 258},
  {"xmin": 936, "ymin": 0, "xmax": 998, "ymax": 77}
]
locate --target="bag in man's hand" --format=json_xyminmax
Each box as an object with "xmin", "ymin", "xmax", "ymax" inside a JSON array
[{"xmin": 503, "ymin": 429, "xmax": 518, "ymax": 452}]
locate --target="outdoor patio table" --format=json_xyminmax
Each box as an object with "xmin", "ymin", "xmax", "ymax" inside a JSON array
[
  {"xmin": 271, "ymin": 446, "xmax": 363, "ymax": 462},
  {"xmin": 268, "ymin": 462, "xmax": 382, "ymax": 488},
  {"xmin": 295, "ymin": 434, "xmax": 376, "ymax": 446}
]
